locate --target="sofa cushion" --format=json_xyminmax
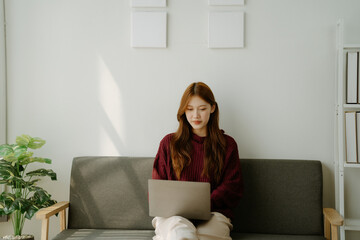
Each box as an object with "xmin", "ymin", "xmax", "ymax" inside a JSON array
[
  {"xmin": 232, "ymin": 159, "xmax": 323, "ymax": 235},
  {"xmin": 68, "ymin": 157, "xmax": 154, "ymax": 229},
  {"xmin": 52, "ymin": 229, "xmax": 154, "ymax": 240},
  {"xmin": 232, "ymin": 233, "xmax": 325, "ymax": 240},
  {"xmin": 52, "ymin": 229, "xmax": 325, "ymax": 240}
]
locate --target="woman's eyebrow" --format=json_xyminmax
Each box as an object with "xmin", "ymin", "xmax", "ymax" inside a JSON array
[{"xmin": 187, "ymin": 104, "xmax": 207, "ymax": 107}]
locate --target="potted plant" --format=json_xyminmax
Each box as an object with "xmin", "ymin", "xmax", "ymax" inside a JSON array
[{"xmin": 0, "ymin": 135, "xmax": 57, "ymax": 240}]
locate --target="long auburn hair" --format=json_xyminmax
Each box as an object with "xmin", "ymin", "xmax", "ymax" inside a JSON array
[{"xmin": 170, "ymin": 82, "xmax": 227, "ymax": 184}]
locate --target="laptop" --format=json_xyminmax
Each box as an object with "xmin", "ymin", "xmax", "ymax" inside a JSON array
[{"xmin": 148, "ymin": 179, "xmax": 211, "ymax": 220}]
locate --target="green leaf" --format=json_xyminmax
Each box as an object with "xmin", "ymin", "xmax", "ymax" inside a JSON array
[
  {"xmin": 42, "ymin": 199, "xmax": 57, "ymax": 210},
  {"xmin": 25, "ymin": 205, "xmax": 39, "ymax": 219},
  {"xmin": 25, "ymin": 198, "xmax": 57, "ymax": 220},
  {"xmin": 0, "ymin": 158, "xmax": 12, "ymax": 166},
  {"xmin": 13, "ymin": 146, "xmax": 28, "ymax": 158},
  {"xmin": 26, "ymin": 169, "xmax": 57, "ymax": 181},
  {"xmin": 3, "ymin": 153, "xmax": 18, "ymax": 164},
  {"xmin": 11, "ymin": 198, "xmax": 31, "ymax": 214},
  {"xmin": 18, "ymin": 152, "xmax": 34, "ymax": 165},
  {"xmin": 0, "ymin": 192, "xmax": 16, "ymax": 215},
  {"xmin": 3, "ymin": 205, "xmax": 14, "ymax": 215},
  {"xmin": 4, "ymin": 178, "xmax": 39, "ymax": 189},
  {"xmin": 0, "ymin": 192, "xmax": 16, "ymax": 202},
  {"xmin": 0, "ymin": 145, "xmax": 13, "ymax": 157},
  {"xmin": 33, "ymin": 188, "xmax": 51, "ymax": 205},
  {"xmin": 16, "ymin": 135, "xmax": 32, "ymax": 147},
  {"xmin": 0, "ymin": 203, "xmax": 7, "ymax": 216},
  {"xmin": 4, "ymin": 176, "xmax": 39, "ymax": 189},
  {"xmin": 29, "ymin": 157, "xmax": 52, "ymax": 164},
  {"xmin": 28, "ymin": 186, "xmax": 41, "ymax": 192},
  {"xmin": 0, "ymin": 160, "xmax": 18, "ymax": 179},
  {"xmin": 28, "ymin": 137, "xmax": 46, "ymax": 149},
  {"xmin": 6, "ymin": 176, "xmax": 27, "ymax": 187},
  {"xmin": 25, "ymin": 179, "xmax": 40, "ymax": 187}
]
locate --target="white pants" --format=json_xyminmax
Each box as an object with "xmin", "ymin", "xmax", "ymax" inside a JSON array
[{"xmin": 152, "ymin": 212, "xmax": 233, "ymax": 240}]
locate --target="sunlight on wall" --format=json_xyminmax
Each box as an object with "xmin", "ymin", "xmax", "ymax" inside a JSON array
[{"xmin": 98, "ymin": 56, "xmax": 126, "ymax": 155}]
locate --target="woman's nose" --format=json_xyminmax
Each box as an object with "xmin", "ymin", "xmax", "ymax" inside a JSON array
[{"xmin": 194, "ymin": 109, "xmax": 200, "ymax": 117}]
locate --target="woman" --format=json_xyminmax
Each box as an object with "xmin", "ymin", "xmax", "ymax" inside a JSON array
[{"xmin": 152, "ymin": 82, "xmax": 243, "ymax": 240}]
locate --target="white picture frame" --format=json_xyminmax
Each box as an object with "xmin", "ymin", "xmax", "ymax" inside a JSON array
[
  {"xmin": 208, "ymin": 11, "xmax": 244, "ymax": 48},
  {"xmin": 131, "ymin": 11, "xmax": 167, "ymax": 48},
  {"xmin": 209, "ymin": 0, "xmax": 244, "ymax": 6},
  {"xmin": 131, "ymin": 0, "xmax": 166, "ymax": 8}
]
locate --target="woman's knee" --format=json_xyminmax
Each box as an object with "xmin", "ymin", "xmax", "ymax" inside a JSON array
[
  {"xmin": 153, "ymin": 216, "xmax": 198, "ymax": 240},
  {"xmin": 196, "ymin": 212, "xmax": 232, "ymax": 240}
]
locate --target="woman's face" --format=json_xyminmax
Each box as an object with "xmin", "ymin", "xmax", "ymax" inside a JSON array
[{"xmin": 185, "ymin": 96, "xmax": 215, "ymax": 137}]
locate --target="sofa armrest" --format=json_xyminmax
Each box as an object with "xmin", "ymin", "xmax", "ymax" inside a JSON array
[
  {"xmin": 323, "ymin": 208, "xmax": 344, "ymax": 240},
  {"xmin": 36, "ymin": 201, "xmax": 70, "ymax": 240}
]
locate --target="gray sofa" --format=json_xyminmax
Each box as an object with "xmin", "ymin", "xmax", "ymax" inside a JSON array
[{"xmin": 36, "ymin": 157, "xmax": 343, "ymax": 240}]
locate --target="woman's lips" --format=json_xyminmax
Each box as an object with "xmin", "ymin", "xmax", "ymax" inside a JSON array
[{"xmin": 193, "ymin": 121, "xmax": 202, "ymax": 125}]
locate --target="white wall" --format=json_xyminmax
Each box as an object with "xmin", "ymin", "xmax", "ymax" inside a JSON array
[
  {"xmin": 0, "ymin": 0, "xmax": 8, "ymax": 224},
  {"xmin": 0, "ymin": 0, "xmax": 6, "ymax": 145},
  {"xmin": 1, "ymin": 0, "xmax": 360, "ymax": 239}
]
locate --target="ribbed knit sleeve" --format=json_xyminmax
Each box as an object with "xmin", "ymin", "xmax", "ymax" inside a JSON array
[{"xmin": 152, "ymin": 134, "xmax": 172, "ymax": 180}]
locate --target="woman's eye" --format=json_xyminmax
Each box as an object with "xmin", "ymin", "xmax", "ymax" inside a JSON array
[{"xmin": 200, "ymin": 108, "xmax": 206, "ymax": 111}]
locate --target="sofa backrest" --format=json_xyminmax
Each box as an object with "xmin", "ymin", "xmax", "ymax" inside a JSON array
[
  {"xmin": 68, "ymin": 156, "xmax": 154, "ymax": 230},
  {"xmin": 232, "ymin": 159, "xmax": 323, "ymax": 235},
  {"xmin": 68, "ymin": 157, "xmax": 323, "ymax": 235}
]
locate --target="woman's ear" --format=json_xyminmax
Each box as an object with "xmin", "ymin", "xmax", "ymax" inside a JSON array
[{"xmin": 211, "ymin": 104, "xmax": 216, "ymax": 113}]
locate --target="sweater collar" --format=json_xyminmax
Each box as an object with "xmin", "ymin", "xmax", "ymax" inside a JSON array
[
  {"xmin": 191, "ymin": 129, "xmax": 226, "ymax": 143},
  {"xmin": 192, "ymin": 133, "xmax": 206, "ymax": 144}
]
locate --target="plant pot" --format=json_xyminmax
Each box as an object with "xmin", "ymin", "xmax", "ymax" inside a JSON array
[{"xmin": 1, "ymin": 235, "xmax": 34, "ymax": 240}]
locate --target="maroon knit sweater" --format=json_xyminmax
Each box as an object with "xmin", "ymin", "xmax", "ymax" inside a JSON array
[{"xmin": 152, "ymin": 132, "xmax": 243, "ymax": 220}]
